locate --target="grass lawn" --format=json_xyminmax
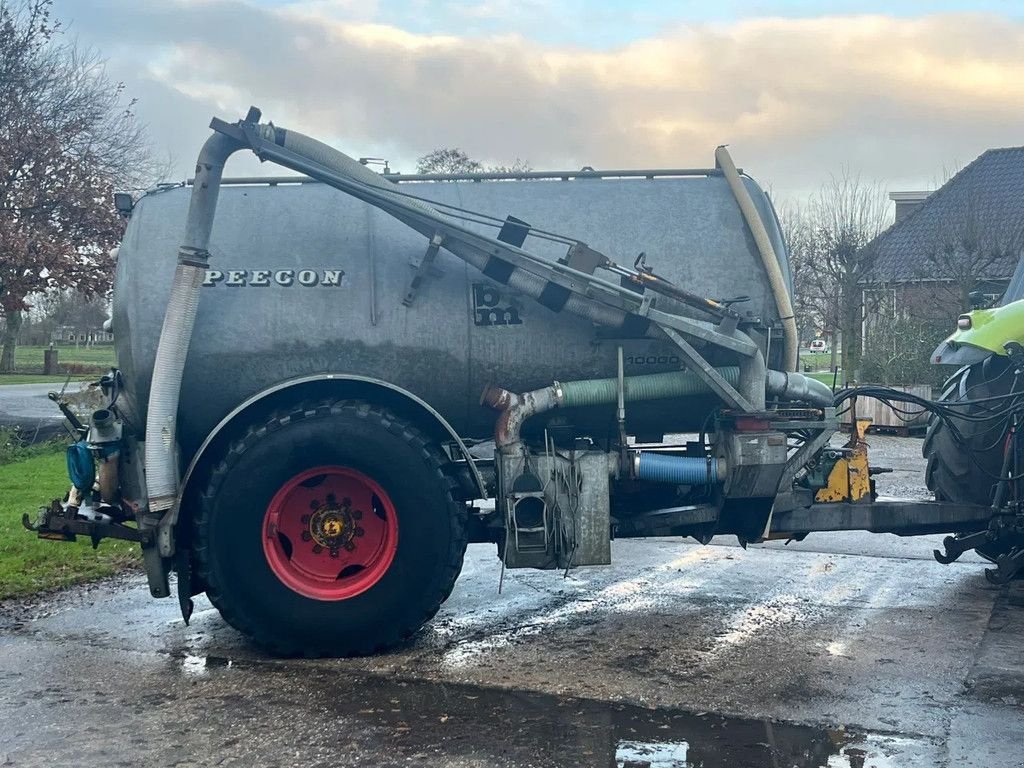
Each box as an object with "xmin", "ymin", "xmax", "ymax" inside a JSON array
[
  {"xmin": 807, "ymin": 371, "xmax": 840, "ymax": 387},
  {"xmin": 0, "ymin": 373, "xmax": 94, "ymax": 386},
  {"xmin": 11, "ymin": 344, "xmax": 115, "ymax": 372},
  {"xmin": 799, "ymin": 351, "xmax": 839, "ymax": 371},
  {"xmin": 0, "ymin": 451, "xmax": 139, "ymax": 600}
]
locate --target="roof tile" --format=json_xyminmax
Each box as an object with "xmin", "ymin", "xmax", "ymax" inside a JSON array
[{"xmin": 870, "ymin": 147, "xmax": 1024, "ymax": 282}]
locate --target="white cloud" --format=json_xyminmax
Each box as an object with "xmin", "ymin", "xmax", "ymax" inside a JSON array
[{"xmin": 57, "ymin": 2, "xmax": 1024, "ymax": 198}]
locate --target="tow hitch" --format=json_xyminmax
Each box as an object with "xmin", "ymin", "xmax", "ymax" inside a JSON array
[
  {"xmin": 23, "ymin": 499, "xmax": 151, "ymax": 550},
  {"xmin": 23, "ymin": 373, "xmax": 150, "ymax": 551}
]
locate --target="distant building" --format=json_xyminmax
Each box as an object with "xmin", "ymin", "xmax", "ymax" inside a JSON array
[
  {"xmin": 863, "ymin": 146, "xmax": 1024, "ymax": 336},
  {"xmin": 51, "ymin": 325, "xmax": 114, "ymax": 344}
]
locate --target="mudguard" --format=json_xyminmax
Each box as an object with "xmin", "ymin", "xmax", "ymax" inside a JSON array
[
  {"xmin": 158, "ymin": 373, "xmax": 488, "ymax": 559},
  {"xmin": 931, "ymin": 298, "xmax": 1024, "ymax": 365}
]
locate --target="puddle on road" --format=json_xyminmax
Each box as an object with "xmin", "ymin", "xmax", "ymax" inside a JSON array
[{"xmin": 169, "ymin": 654, "xmax": 912, "ymax": 767}]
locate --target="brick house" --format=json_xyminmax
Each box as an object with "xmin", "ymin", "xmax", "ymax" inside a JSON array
[{"xmin": 863, "ymin": 146, "xmax": 1024, "ymax": 338}]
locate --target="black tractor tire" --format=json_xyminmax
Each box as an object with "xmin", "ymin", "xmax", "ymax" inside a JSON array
[
  {"xmin": 923, "ymin": 355, "xmax": 1012, "ymax": 507},
  {"xmin": 194, "ymin": 400, "xmax": 468, "ymax": 656}
]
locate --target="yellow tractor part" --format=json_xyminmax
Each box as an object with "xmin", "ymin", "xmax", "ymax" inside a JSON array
[{"xmin": 815, "ymin": 418, "xmax": 872, "ymax": 503}]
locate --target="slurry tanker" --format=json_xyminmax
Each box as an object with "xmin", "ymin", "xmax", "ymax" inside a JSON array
[{"xmin": 26, "ymin": 109, "xmax": 1024, "ymax": 655}]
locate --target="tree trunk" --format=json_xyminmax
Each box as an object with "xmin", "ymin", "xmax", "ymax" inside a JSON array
[
  {"xmin": 839, "ymin": 284, "xmax": 862, "ymax": 387},
  {"xmin": 1, "ymin": 310, "xmax": 23, "ymax": 372},
  {"xmin": 840, "ymin": 316, "xmax": 861, "ymax": 387}
]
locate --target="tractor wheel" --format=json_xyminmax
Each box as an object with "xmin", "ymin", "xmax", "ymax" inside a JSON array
[
  {"xmin": 195, "ymin": 400, "xmax": 467, "ymax": 656},
  {"xmin": 923, "ymin": 355, "xmax": 1013, "ymax": 507},
  {"xmin": 923, "ymin": 356, "xmax": 1023, "ymax": 566}
]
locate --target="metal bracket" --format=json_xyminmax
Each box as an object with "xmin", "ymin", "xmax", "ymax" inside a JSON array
[
  {"xmin": 637, "ymin": 292, "xmax": 656, "ymax": 317},
  {"xmin": 560, "ymin": 242, "xmax": 609, "ymax": 275},
  {"xmin": 778, "ymin": 417, "xmax": 838, "ymax": 492},
  {"xmin": 403, "ymin": 233, "xmax": 444, "ymax": 306},
  {"xmin": 647, "ymin": 307, "xmax": 757, "ymax": 356},
  {"xmin": 659, "ymin": 326, "xmax": 754, "ymax": 411}
]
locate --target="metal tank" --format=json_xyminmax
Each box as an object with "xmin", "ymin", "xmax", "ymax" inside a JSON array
[{"xmin": 113, "ymin": 170, "xmax": 790, "ymax": 462}]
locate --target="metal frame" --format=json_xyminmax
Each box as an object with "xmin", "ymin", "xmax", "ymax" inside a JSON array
[
  {"xmin": 187, "ymin": 167, "xmax": 738, "ymax": 187},
  {"xmin": 660, "ymin": 326, "xmax": 756, "ymax": 411},
  {"xmin": 770, "ymin": 500, "xmax": 994, "ymax": 536}
]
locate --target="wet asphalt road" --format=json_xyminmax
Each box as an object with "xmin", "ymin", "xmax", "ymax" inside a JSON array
[
  {"xmin": 1, "ymin": 436, "xmax": 1023, "ymax": 767},
  {"xmin": 0, "ymin": 383, "xmax": 69, "ymax": 421},
  {"xmin": 0, "ymin": 382, "xmax": 83, "ymax": 441}
]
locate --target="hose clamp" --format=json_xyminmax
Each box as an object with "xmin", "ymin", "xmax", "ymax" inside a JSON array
[{"xmin": 177, "ymin": 246, "xmax": 212, "ymax": 267}]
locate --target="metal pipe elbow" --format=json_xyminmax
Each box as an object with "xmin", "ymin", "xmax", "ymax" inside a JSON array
[
  {"xmin": 481, "ymin": 384, "xmax": 561, "ymax": 450},
  {"xmin": 765, "ymin": 370, "xmax": 834, "ymax": 407}
]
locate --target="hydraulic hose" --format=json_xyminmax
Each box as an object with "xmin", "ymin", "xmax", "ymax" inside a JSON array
[
  {"xmin": 559, "ymin": 367, "xmax": 740, "ymax": 407},
  {"xmin": 145, "ymin": 132, "xmax": 242, "ymax": 511},
  {"xmin": 715, "ymin": 146, "xmax": 799, "ymax": 372}
]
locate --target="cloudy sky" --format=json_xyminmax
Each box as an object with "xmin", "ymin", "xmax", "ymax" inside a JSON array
[{"xmin": 53, "ymin": 0, "xmax": 1024, "ymax": 203}]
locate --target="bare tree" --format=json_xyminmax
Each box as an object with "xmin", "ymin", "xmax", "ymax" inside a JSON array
[
  {"xmin": 0, "ymin": 0, "xmax": 155, "ymax": 370},
  {"xmin": 416, "ymin": 147, "xmax": 532, "ymax": 175},
  {"xmin": 791, "ymin": 171, "xmax": 891, "ymax": 384},
  {"xmin": 859, "ymin": 301, "xmax": 948, "ymax": 386},
  {"xmin": 916, "ymin": 180, "xmax": 1024, "ymax": 315},
  {"xmin": 487, "ymin": 158, "xmax": 532, "ymax": 174},
  {"xmin": 35, "ymin": 289, "xmax": 108, "ymax": 338},
  {"xmin": 779, "ymin": 201, "xmax": 825, "ymax": 350}
]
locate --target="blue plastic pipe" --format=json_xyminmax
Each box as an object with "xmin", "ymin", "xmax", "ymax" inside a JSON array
[{"xmin": 636, "ymin": 452, "xmax": 719, "ymax": 485}]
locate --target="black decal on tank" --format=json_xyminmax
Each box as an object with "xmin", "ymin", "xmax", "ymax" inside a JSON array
[{"xmin": 473, "ymin": 283, "xmax": 523, "ymax": 327}]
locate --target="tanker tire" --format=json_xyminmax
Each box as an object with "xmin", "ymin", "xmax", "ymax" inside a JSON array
[
  {"xmin": 923, "ymin": 357, "xmax": 1014, "ymax": 564},
  {"xmin": 194, "ymin": 400, "xmax": 468, "ymax": 656}
]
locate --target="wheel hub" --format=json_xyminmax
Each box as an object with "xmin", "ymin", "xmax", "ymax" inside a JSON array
[
  {"xmin": 262, "ymin": 466, "xmax": 399, "ymax": 600},
  {"xmin": 303, "ymin": 496, "xmax": 364, "ymax": 556}
]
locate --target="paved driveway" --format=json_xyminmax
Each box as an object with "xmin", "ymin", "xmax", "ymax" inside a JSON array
[{"xmin": 1, "ymin": 437, "xmax": 1021, "ymax": 767}]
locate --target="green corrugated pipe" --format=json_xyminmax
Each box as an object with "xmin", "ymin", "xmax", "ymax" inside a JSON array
[{"xmin": 558, "ymin": 367, "xmax": 740, "ymax": 408}]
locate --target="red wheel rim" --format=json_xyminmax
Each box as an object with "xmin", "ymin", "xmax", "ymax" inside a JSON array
[{"xmin": 262, "ymin": 466, "xmax": 399, "ymax": 600}]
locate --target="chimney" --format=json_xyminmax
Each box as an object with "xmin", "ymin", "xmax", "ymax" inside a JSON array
[{"xmin": 889, "ymin": 191, "xmax": 930, "ymax": 222}]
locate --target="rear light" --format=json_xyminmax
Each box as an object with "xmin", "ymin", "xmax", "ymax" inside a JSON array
[
  {"xmin": 957, "ymin": 316, "xmax": 972, "ymax": 330},
  {"xmin": 734, "ymin": 416, "xmax": 771, "ymax": 432}
]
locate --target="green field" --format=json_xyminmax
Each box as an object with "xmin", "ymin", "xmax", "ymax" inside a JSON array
[
  {"xmin": 13, "ymin": 344, "xmax": 116, "ymax": 368},
  {"xmin": 0, "ymin": 373, "xmax": 91, "ymax": 386},
  {"xmin": 807, "ymin": 371, "xmax": 840, "ymax": 386},
  {"xmin": 799, "ymin": 351, "xmax": 839, "ymax": 371},
  {"xmin": 0, "ymin": 452, "xmax": 138, "ymax": 599},
  {"xmin": 0, "ymin": 344, "xmax": 115, "ymax": 385}
]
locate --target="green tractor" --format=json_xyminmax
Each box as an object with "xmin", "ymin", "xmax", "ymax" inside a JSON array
[{"xmin": 925, "ymin": 270, "xmax": 1024, "ymax": 571}]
